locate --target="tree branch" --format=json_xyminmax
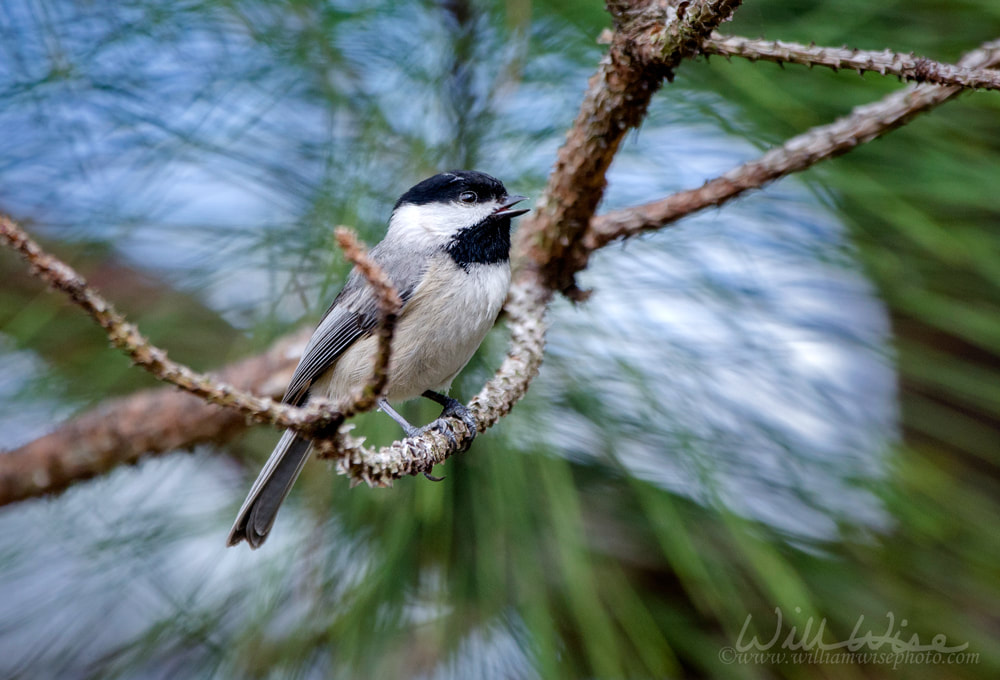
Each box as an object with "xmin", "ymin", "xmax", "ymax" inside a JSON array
[
  {"xmin": 703, "ymin": 33, "xmax": 1000, "ymax": 92},
  {"xmin": 0, "ymin": 328, "xmax": 309, "ymax": 505},
  {"xmin": 0, "ymin": 215, "xmax": 345, "ymax": 432},
  {"xmin": 515, "ymin": 0, "xmax": 743, "ymax": 298},
  {"xmin": 584, "ymin": 38, "xmax": 1000, "ymax": 251}
]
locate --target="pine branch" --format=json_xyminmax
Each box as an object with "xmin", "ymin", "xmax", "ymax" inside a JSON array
[
  {"xmin": 584, "ymin": 38, "xmax": 1000, "ymax": 251},
  {"xmin": 4, "ymin": 6, "xmax": 996, "ymax": 506},
  {"xmin": 703, "ymin": 33, "xmax": 1000, "ymax": 92}
]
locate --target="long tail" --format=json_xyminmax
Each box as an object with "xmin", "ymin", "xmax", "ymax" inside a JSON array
[{"xmin": 227, "ymin": 429, "xmax": 312, "ymax": 549}]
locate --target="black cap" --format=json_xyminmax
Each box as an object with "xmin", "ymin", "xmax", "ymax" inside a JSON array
[{"xmin": 395, "ymin": 170, "xmax": 510, "ymax": 209}]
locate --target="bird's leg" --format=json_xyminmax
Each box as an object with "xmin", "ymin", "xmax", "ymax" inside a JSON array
[
  {"xmin": 376, "ymin": 397, "xmax": 447, "ymax": 481},
  {"xmin": 377, "ymin": 398, "xmax": 419, "ymax": 437}
]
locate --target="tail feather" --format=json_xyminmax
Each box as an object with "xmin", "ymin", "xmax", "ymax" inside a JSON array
[{"xmin": 227, "ymin": 429, "xmax": 312, "ymax": 549}]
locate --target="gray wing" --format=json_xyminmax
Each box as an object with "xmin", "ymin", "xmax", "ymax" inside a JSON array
[{"xmin": 281, "ymin": 241, "xmax": 425, "ymax": 406}]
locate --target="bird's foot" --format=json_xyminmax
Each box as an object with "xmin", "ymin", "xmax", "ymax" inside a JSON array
[
  {"xmin": 407, "ymin": 419, "xmax": 454, "ymax": 481},
  {"xmin": 377, "ymin": 394, "xmax": 478, "ymax": 457},
  {"xmin": 422, "ymin": 391, "xmax": 478, "ymax": 451}
]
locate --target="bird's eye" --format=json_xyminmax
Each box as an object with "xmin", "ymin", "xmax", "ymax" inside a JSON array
[{"xmin": 459, "ymin": 191, "xmax": 477, "ymax": 203}]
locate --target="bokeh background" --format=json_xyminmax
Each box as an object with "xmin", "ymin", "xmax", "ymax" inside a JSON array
[{"xmin": 1, "ymin": 1, "xmax": 999, "ymax": 678}]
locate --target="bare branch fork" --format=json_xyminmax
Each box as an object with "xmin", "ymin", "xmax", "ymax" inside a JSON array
[
  {"xmin": 1, "ymin": 0, "xmax": 998, "ymax": 505},
  {"xmin": 518, "ymin": 0, "xmax": 745, "ymax": 299}
]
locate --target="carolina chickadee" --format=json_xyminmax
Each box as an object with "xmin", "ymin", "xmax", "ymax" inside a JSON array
[{"xmin": 228, "ymin": 170, "xmax": 529, "ymax": 548}]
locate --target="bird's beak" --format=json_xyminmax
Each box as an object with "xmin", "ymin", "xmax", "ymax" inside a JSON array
[{"xmin": 494, "ymin": 195, "xmax": 530, "ymax": 218}]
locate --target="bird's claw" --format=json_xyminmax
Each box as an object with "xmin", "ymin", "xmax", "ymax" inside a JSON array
[
  {"xmin": 439, "ymin": 401, "xmax": 478, "ymax": 452},
  {"xmin": 404, "ymin": 392, "xmax": 478, "ymax": 453}
]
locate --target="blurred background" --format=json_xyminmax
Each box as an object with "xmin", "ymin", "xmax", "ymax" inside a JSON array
[{"xmin": 1, "ymin": 0, "xmax": 999, "ymax": 678}]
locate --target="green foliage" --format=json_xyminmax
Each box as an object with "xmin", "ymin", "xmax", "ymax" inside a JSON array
[{"xmin": 0, "ymin": 0, "xmax": 998, "ymax": 678}]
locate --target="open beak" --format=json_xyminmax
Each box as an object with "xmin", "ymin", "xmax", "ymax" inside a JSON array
[{"xmin": 494, "ymin": 195, "xmax": 530, "ymax": 218}]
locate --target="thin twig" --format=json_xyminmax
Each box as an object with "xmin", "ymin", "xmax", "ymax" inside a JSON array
[
  {"xmin": 0, "ymin": 217, "xmax": 401, "ymax": 435},
  {"xmin": 0, "ymin": 216, "xmax": 320, "ymax": 427},
  {"xmin": 583, "ymin": 38, "xmax": 1000, "ymax": 252},
  {"xmin": 333, "ymin": 227, "xmax": 402, "ymax": 415},
  {"xmin": 704, "ymin": 33, "xmax": 1000, "ymax": 92}
]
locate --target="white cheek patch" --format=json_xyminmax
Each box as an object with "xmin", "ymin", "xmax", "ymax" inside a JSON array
[{"xmin": 389, "ymin": 201, "xmax": 501, "ymax": 246}]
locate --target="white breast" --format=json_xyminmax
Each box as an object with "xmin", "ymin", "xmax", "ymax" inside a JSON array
[{"xmin": 317, "ymin": 255, "xmax": 510, "ymax": 405}]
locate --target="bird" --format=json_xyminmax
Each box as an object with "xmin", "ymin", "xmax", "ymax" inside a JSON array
[{"xmin": 227, "ymin": 170, "xmax": 529, "ymax": 548}]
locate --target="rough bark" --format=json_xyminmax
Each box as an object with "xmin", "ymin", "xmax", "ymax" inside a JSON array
[
  {"xmin": 514, "ymin": 0, "xmax": 743, "ymax": 298},
  {"xmin": 0, "ymin": 329, "xmax": 308, "ymax": 504}
]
